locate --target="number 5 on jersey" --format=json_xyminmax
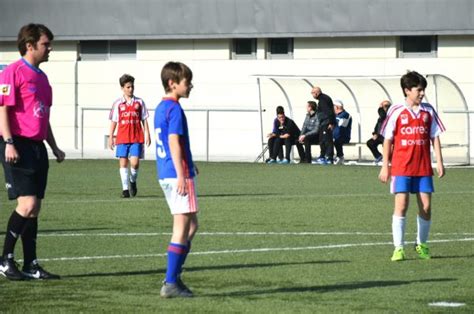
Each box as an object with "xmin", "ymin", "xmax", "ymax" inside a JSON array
[{"xmin": 155, "ymin": 128, "xmax": 166, "ymax": 158}]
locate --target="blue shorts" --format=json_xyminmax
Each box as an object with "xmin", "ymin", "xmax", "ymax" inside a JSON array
[
  {"xmin": 116, "ymin": 143, "xmax": 144, "ymax": 159},
  {"xmin": 391, "ymin": 176, "xmax": 434, "ymax": 194}
]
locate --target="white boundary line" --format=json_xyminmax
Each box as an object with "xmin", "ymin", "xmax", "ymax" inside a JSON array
[
  {"xmin": 36, "ymin": 231, "xmax": 474, "ymax": 237},
  {"xmin": 39, "ymin": 190, "xmax": 474, "ymax": 204},
  {"xmin": 36, "ymin": 237, "xmax": 474, "ymax": 262}
]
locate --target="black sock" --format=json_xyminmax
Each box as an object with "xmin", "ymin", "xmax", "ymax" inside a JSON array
[
  {"xmin": 21, "ymin": 217, "xmax": 38, "ymax": 266},
  {"xmin": 2, "ymin": 211, "xmax": 28, "ymax": 259}
]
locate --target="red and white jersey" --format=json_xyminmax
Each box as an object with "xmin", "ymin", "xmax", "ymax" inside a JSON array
[
  {"xmin": 109, "ymin": 96, "xmax": 149, "ymax": 144},
  {"xmin": 380, "ymin": 102, "xmax": 445, "ymax": 176}
]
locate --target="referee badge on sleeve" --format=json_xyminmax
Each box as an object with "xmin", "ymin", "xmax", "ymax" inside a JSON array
[{"xmin": 0, "ymin": 84, "xmax": 11, "ymax": 96}]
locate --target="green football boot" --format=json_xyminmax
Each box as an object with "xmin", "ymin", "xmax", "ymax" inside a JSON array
[
  {"xmin": 415, "ymin": 243, "xmax": 431, "ymax": 260},
  {"xmin": 391, "ymin": 247, "xmax": 406, "ymax": 261}
]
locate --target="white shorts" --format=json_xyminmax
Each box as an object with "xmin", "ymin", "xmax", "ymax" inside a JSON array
[{"xmin": 159, "ymin": 178, "xmax": 199, "ymax": 215}]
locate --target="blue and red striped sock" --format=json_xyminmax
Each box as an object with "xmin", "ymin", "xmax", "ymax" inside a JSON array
[
  {"xmin": 178, "ymin": 241, "xmax": 191, "ymax": 276},
  {"xmin": 165, "ymin": 243, "xmax": 187, "ymax": 284}
]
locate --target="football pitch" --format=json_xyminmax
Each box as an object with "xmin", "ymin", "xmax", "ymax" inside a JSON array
[{"xmin": 0, "ymin": 160, "xmax": 473, "ymax": 312}]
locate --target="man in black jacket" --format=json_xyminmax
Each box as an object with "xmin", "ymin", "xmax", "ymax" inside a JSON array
[
  {"xmin": 311, "ymin": 86, "xmax": 336, "ymax": 164},
  {"xmin": 267, "ymin": 107, "xmax": 304, "ymax": 164},
  {"xmin": 367, "ymin": 100, "xmax": 391, "ymax": 164}
]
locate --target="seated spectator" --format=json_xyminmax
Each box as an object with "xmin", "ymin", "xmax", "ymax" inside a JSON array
[
  {"xmin": 298, "ymin": 101, "xmax": 320, "ymax": 163},
  {"xmin": 366, "ymin": 100, "xmax": 391, "ymax": 164},
  {"xmin": 333, "ymin": 100, "xmax": 352, "ymax": 165},
  {"xmin": 267, "ymin": 106, "xmax": 304, "ymax": 164}
]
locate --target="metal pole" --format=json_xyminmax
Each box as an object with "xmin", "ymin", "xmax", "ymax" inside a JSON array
[
  {"xmin": 81, "ymin": 108, "xmax": 84, "ymax": 158},
  {"xmin": 257, "ymin": 78, "xmax": 265, "ymax": 161},
  {"xmin": 206, "ymin": 110, "xmax": 210, "ymax": 162},
  {"xmin": 74, "ymin": 60, "xmax": 79, "ymax": 149}
]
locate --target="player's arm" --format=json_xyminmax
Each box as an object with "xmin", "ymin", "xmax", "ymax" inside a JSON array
[
  {"xmin": 108, "ymin": 121, "xmax": 117, "ymax": 150},
  {"xmin": 378, "ymin": 138, "xmax": 392, "ymax": 183},
  {"xmin": 432, "ymin": 136, "xmax": 445, "ymax": 178},
  {"xmin": 0, "ymin": 105, "xmax": 19, "ymax": 163},
  {"xmin": 46, "ymin": 122, "xmax": 65, "ymax": 163},
  {"xmin": 142, "ymin": 119, "xmax": 151, "ymax": 147},
  {"xmin": 169, "ymin": 134, "xmax": 187, "ymax": 196}
]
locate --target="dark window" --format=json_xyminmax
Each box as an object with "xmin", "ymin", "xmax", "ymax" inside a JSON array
[
  {"xmin": 268, "ymin": 38, "xmax": 293, "ymax": 59},
  {"xmin": 80, "ymin": 41, "xmax": 108, "ymax": 60},
  {"xmin": 110, "ymin": 40, "xmax": 137, "ymax": 59},
  {"xmin": 400, "ymin": 36, "xmax": 437, "ymax": 58},
  {"xmin": 232, "ymin": 39, "xmax": 256, "ymax": 59},
  {"xmin": 80, "ymin": 40, "xmax": 137, "ymax": 60}
]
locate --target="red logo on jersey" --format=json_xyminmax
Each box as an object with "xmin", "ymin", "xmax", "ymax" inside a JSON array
[{"xmin": 400, "ymin": 114, "xmax": 408, "ymax": 125}]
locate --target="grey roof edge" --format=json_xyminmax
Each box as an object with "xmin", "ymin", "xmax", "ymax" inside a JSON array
[
  {"xmin": 1, "ymin": 30, "xmax": 472, "ymax": 42},
  {"xmin": 1, "ymin": 0, "xmax": 473, "ymax": 41}
]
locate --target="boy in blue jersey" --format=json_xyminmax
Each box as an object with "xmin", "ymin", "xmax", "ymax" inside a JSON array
[{"xmin": 154, "ymin": 62, "xmax": 198, "ymax": 298}]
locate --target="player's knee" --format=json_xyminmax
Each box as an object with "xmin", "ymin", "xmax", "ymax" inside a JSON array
[
  {"xmin": 419, "ymin": 206, "xmax": 431, "ymax": 219},
  {"xmin": 16, "ymin": 200, "xmax": 39, "ymax": 217}
]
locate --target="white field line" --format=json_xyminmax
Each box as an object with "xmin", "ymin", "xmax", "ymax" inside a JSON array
[
  {"xmin": 35, "ymin": 237, "xmax": 474, "ymax": 262},
  {"xmin": 37, "ymin": 231, "xmax": 474, "ymax": 237},
  {"xmin": 40, "ymin": 190, "xmax": 474, "ymax": 204}
]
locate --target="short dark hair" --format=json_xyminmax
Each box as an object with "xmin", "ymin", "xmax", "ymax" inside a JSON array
[
  {"xmin": 119, "ymin": 74, "xmax": 135, "ymax": 87},
  {"xmin": 400, "ymin": 71, "xmax": 427, "ymax": 97},
  {"xmin": 161, "ymin": 61, "xmax": 193, "ymax": 92},
  {"xmin": 276, "ymin": 106, "xmax": 285, "ymax": 115},
  {"xmin": 17, "ymin": 23, "xmax": 54, "ymax": 56},
  {"xmin": 307, "ymin": 101, "xmax": 317, "ymax": 111}
]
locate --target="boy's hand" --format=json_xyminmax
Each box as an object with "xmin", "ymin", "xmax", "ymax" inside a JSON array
[
  {"xmin": 378, "ymin": 165, "xmax": 390, "ymax": 183},
  {"xmin": 176, "ymin": 176, "xmax": 188, "ymax": 196},
  {"xmin": 108, "ymin": 137, "xmax": 115, "ymax": 150},
  {"xmin": 436, "ymin": 163, "xmax": 445, "ymax": 178},
  {"xmin": 145, "ymin": 136, "xmax": 151, "ymax": 147}
]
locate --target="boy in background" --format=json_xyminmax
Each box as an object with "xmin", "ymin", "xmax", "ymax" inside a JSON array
[
  {"xmin": 154, "ymin": 62, "xmax": 198, "ymax": 298},
  {"xmin": 108, "ymin": 74, "xmax": 150, "ymax": 198},
  {"xmin": 379, "ymin": 71, "xmax": 445, "ymax": 261}
]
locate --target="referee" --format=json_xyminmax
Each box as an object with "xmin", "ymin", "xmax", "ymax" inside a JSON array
[{"xmin": 0, "ymin": 24, "xmax": 65, "ymax": 280}]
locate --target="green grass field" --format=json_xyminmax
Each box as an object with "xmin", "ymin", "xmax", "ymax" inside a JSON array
[{"xmin": 0, "ymin": 160, "xmax": 473, "ymax": 313}]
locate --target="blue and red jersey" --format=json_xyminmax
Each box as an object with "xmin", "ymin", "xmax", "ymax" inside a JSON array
[{"xmin": 154, "ymin": 97, "xmax": 195, "ymax": 179}]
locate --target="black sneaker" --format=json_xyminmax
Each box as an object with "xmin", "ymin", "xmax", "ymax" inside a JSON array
[
  {"xmin": 22, "ymin": 260, "xmax": 60, "ymax": 280},
  {"xmin": 129, "ymin": 181, "xmax": 137, "ymax": 197},
  {"xmin": 121, "ymin": 190, "xmax": 130, "ymax": 198},
  {"xmin": 0, "ymin": 256, "xmax": 26, "ymax": 281}
]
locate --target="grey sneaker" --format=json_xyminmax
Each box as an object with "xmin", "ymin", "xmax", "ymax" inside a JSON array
[{"xmin": 160, "ymin": 281, "xmax": 193, "ymax": 298}]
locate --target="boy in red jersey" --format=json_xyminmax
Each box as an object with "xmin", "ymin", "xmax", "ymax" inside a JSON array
[
  {"xmin": 379, "ymin": 71, "xmax": 445, "ymax": 261},
  {"xmin": 108, "ymin": 74, "xmax": 151, "ymax": 198}
]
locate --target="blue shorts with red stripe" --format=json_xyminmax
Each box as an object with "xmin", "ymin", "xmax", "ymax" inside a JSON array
[
  {"xmin": 116, "ymin": 143, "xmax": 144, "ymax": 159},
  {"xmin": 390, "ymin": 176, "xmax": 434, "ymax": 194}
]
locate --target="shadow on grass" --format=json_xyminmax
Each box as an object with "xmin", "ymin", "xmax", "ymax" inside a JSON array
[
  {"xmin": 64, "ymin": 259, "xmax": 349, "ymax": 279},
  {"xmin": 201, "ymin": 278, "xmax": 456, "ymax": 297},
  {"xmin": 431, "ymin": 254, "xmax": 474, "ymax": 260},
  {"xmin": 0, "ymin": 227, "xmax": 110, "ymax": 236},
  {"xmin": 199, "ymin": 193, "xmax": 279, "ymax": 198}
]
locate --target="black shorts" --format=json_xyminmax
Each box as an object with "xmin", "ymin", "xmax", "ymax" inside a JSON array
[{"xmin": 0, "ymin": 137, "xmax": 49, "ymax": 200}]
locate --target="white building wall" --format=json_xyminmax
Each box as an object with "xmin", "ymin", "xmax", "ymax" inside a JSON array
[{"xmin": 1, "ymin": 36, "xmax": 473, "ymax": 163}]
